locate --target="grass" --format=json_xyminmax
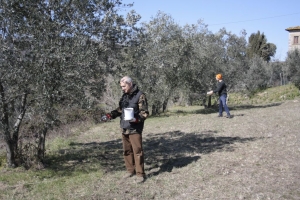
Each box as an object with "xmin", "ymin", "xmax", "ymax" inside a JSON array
[
  {"xmin": 229, "ymin": 84, "xmax": 300, "ymax": 105},
  {"xmin": 0, "ymin": 84, "xmax": 300, "ymax": 199}
]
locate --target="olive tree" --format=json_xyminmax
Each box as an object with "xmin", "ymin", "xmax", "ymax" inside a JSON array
[
  {"xmin": 217, "ymin": 29, "xmax": 248, "ymax": 91},
  {"xmin": 244, "ymin": 56, "xmax": 270, "ymax": 94},
  {"xmin": 120, "ymin": 11, "xmax": 187, "ymax": 114},
  {"xmin": 0, "ymin": 0, "xmax": 137, "ymax": 168}
]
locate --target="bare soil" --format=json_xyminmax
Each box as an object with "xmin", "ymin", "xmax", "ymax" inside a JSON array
[
  {"xmin": 75, "ymin": 99, "xmax": 300, "ymax": 199},
  {"xmin": 1, "ymin": 99, "xmax": 300, "ymax": 200}
]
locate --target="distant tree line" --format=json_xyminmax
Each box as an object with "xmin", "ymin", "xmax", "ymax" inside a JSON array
[{"xmin": 0, "ymin": 0, "xmax": 299, "ymax": 168}]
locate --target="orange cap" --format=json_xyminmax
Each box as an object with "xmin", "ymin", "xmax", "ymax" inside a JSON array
[{"xmin": 216, "ymin": 74, "xmax": 222, "ymax": 80}]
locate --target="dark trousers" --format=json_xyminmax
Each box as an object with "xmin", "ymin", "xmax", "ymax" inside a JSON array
[
  {"xmin": 219, "ymin": 94, "xmax": 230, "ymax": 116},
  {"xmin": 122, "ymin": 133, "xmax": 145, "ymax": 177}
]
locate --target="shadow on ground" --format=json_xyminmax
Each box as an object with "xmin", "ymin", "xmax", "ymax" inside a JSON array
[
  {"xmin": 172, "ymin": 102, "xmax": 283, "ymax": 115},
  {"xmin": 230, "ymin": 102, "xmax": 282, "ymax": 111},
  {"xmin": 44, "ymin": 130, "xmax": 260, "ymax": 178},
  {"xmin": 143, "ymin": 130, "xmax": 259, "ymax": 177}
]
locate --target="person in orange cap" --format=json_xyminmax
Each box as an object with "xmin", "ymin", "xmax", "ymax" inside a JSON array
[{"xmin": 207, "ymin": 74, "xmax": 231, "ymax": 118}]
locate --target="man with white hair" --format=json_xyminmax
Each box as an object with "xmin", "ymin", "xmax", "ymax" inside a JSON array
[{"xmin": 105, "ymin": 76, "xmax": 149, "ymax": 183}]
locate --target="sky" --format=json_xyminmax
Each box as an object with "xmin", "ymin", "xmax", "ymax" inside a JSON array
[{"xmin": 121, "ymin": 0, "xmax": 300, "ymax": 61}]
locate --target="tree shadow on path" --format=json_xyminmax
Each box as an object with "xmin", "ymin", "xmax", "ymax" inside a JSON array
[
  {"xmin": 143, "ymin": 130, "xmax": 259, "ymax": 177},
  {"xmin": 44, "ymin": 130, "xmax": 260, "ymax": 178},
  {"xmin": 195, "ymin": 102, "xmax": 282, "ymax": 115}
]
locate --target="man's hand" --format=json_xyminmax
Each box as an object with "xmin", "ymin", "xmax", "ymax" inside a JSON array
[
  {"xmin": 101, "ymin": 113, "xmax": 112, "ymax": 122},
  {"xmin": 106, "ymin": 113, "xmax": 112, "ymax": 119}
]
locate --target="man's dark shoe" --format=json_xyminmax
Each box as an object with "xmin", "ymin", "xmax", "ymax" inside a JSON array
[
  {"xmin": 226, "ymin": 115, "xmax": 231, "ymax": 118},
  {"xmin": 217, "ymin": 115, "xmax": 223, "ymax": 117}
]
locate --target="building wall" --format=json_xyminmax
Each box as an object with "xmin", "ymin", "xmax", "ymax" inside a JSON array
[{"xmin": 287, "ymin": 30, "xmax": 300, "ymax": 51}]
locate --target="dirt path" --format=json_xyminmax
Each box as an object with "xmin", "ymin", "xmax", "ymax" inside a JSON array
[
  {"xmin": 1, "ymin": 99, "xmax": 299, "ymax": 200},
  {"xmin": 82, "ymin": 99, "xmax": 300, "ymax": 199}
]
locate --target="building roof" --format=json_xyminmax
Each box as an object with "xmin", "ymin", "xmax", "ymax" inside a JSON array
[{"xmin": 285, "ymin": 26, "xmax": 300, "ymax": 31}]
